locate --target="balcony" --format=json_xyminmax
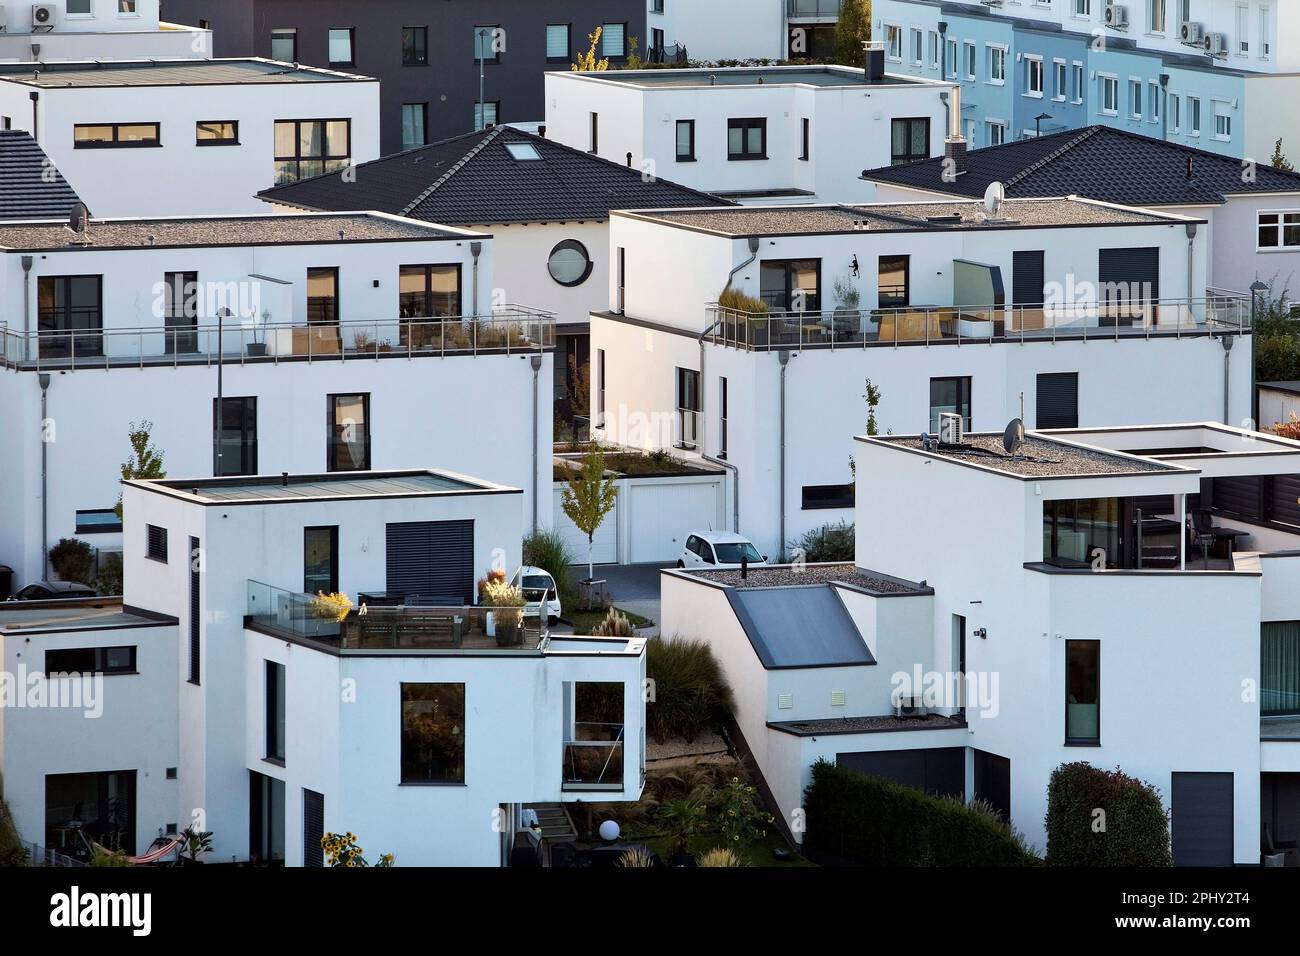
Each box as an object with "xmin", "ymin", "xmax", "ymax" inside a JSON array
[
  {"xmin": 704, "ymin": 296, "xmax": 1250, "ymax": 351},
  {"xmin": 563, "ymin": 722, "xmax": 626, "ymax": 791},
  {"xmin": 245, "ymin": 581, "xmax": 549, "ymax": 653},
  {"xmin": 0, "ymin": 308, "xmax": 554, "ymax": 372},
  {"xmin": 787, "ymin": 0, "xmax": 842, "ymax": 18}
]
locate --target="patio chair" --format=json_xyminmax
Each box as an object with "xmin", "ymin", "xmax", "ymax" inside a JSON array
[
  {"xmin": 1262, "ymin": 822, "xmax": 1299, "ymax": 867},
  {"xmin": 1191, "ymin": 509, "xmax": 1249, "ymax": 561}
]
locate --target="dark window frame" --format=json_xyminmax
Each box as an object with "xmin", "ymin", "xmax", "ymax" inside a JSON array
[
  {"xmin": 327, "ymin": 392, "xmax": 371, "ymax": 472},
  {"xmin": 588, "ymin": 111, "xmax": 598, "ymax": 153},
  {"xmin": 878, "ymin": 254, "xmax": 910, "ymax": 308},
  {"xmin": 727, "ymin": 117, "xmax": 767, "ymax": 160},
  {"xmin": 675, "ymin": 119, "xmax": 696, "ymax": 161},
  {"xmin": 273, "ymin": 118, "xmax": 352, "ymax": 184},
  {"xmin": 600, "ymin": 22, "xmax": 629, "ymax": 60},
  {"xmin": 265, "ymin": 660, "xmax": 286, "ymax": 765},
  {"xmin": 1065, "ymin": 639, "xmax": 1101, "ymax": 745},
  {"xmin": 73, "ymin": 122, "xmax": 161, "ymax": 149},
  {"xmin": 802, "ymin": 484, "xmax": 855, "ymax": 510},
  {"xmin": 545, "ymin": 23, "xmax": 572, "ymax": 63},
  {"xmin": 759, "ymin": 258, "xmax": 821, "ymax": 313},
  {"xmin": 45, "ymin": 645, "xmax": 137, "ymax": 676},
  {"xmin": 188, "ymin": 536, "xmax": 200, "ymax": 685},
  {"xmin": 929, "ymin": 376, "xmax": 972, "ymax": 432},
  {"xmin": 400, "ymin": 102, "xmax": 428, "ymax": 150},
  {"xmin": 890, "ymin": 116, "xmax": 931, "ymax": 165},
  {"xmin": 213, "ymin": 396, "xmax": 258, "ymax": 477},
  {"xmin": 800, "ymin": 117, "xmax": 810, "ymax": 161},
  {"xmin": 75, "ymin": 509, "xmax": 122, "ymax": 535},
  {"xmin": 474, "ymin": 100, "xmax": 500, "ymax": 132},
  {"xmin": 401, "ymin": 26, "xmax": 428, "ymax": 67},
  {"xmin": 400, "ymin": 682, "xmax": 467, "ymax": 785},
  {"xmin": 145, "ymin": 524, "xmax": 168, "ymax": 563},
  {"xmin": 38, "ymin": 274, "xmax": 103, "ymax": 359},
  {"xmin": 547, "ymin": 240, "xmax": 593, "ymax": 287},
  {"xmin": 270, "ymin": 27, "xmax": 298, "ymax": 62},
  {"xmin": 327, "ymin": 27, "xmax": 356, "ymax": 68},
  {"xmin": 306, "ymin": 266, "xmax": 340, "ymax": 325},
  {"xmin": 195, "ymin": 120, "xmax": 239, "ymax": 146},
  {"xmin": 304, "ymin": 526, "xmax": 339, "ymax": 596}
]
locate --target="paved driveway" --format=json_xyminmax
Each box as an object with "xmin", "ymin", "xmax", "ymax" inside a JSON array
[{"xmin": 588, "ymin": 562, "xmax": 669, "ymax": 635}]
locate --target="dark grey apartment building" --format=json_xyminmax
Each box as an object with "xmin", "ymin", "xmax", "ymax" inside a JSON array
[{"xmin": 161, "ymin": 0, "xmax": 655, "ymax": 153}]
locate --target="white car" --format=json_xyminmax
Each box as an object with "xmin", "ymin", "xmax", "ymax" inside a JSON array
[
  {"xmin": 677, "ymin": 532, "xmax": 767, "ymax": 570},
  {"xmin": 511, "ymin": 566, "xmax": 562, "ymax": 625}
]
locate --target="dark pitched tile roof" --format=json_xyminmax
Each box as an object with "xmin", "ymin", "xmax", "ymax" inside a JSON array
[
  {"xmin": 258, "ymin": 126, "xmax": 731, "ymax": 224},
  {"xmin": 0, "ymin": 130, "xmax": 84, "ymax": 220},
  {"xmin": 861, "ymin": 125, "xmax": 1300, "ymax": 206}
]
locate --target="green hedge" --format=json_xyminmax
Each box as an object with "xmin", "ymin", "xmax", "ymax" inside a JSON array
[
  {"xmin": 1044, "ymin": 762, "xmax": 1171, "ymax": 866},
  {"xmin": 802, "ymin": 759, "xmax": 1037, "ymax": 866}
]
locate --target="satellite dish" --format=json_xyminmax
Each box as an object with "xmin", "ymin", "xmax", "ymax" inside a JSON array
[
  {"xmin": 67, "ymin": 202, "xmax": 88, "ymax": 235},
  {"xmin": 1003, "ymin": 418, "xmax": 1025, "ymax": 456},
  {"xmin": 983, "ymin": 181, "xmax": 1005, "ymax": 218}
]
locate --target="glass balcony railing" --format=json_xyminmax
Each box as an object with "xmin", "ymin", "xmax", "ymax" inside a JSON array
[
  {"xmin": 704, "ymin": 295, "xmax": 1251, "ymax": 351},
  {"xmin": 245, "ymin": 580, "xmax": 548, "ymax": 651},
  {"xmin": 0, "ymin": 308, "xmax": 555, "ymax": 371},
  {"xmin": 787, "ymin": 0, "xmax": 842, "ymax": 18},
  {"xmin": 563, "ymin": 722, "xmax": 625, "ymax": 790}
]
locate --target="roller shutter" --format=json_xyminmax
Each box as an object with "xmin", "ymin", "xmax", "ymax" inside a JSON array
[{"xmin": 385, "ymin": 520, "xmax": 474, "ymax": 605}]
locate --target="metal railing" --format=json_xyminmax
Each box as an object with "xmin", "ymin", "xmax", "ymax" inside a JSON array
[
  {"xmin": 787, "ymin": 0, "xmax": 842, "ymax": 17},
  {"xmin": 245, "ymin": 581, "xmax": 548, "ymax": 651},
  {"xmin": 704, "ymin": 295, "xmax": 1251, "ymax": 351},
  {"xmin": 563, "ymin": 722, "xmax": 625, "ymax": 790},
  {"xmin": 0, "ymin": 307, "xmax": 555, "ymax": 372}
]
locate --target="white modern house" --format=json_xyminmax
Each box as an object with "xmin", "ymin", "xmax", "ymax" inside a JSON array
[
  {"xmin": 661, "ymin": 421, "xmax": 1300, "ymax": 866},
  {"xmin": 591, "ymin": 195, "xmax": 1253, "ymax": 558},
  {"xmin": 0, "ymin": 0, "xmax": 213, "ymax": 62},
  {"xmin": 0, "ymin": 467, "xmax": 646, "ymax": 866},
  {"xmin": 650, "ymin": 0, "xmax": 787, "ymax": 62},
  {"xmin": 544, "ymin": 53, "xmax": 955, "ymax": 203},
  {"xmin": 0, "ymin": 58, "xmax": 380, "ymax": 217},
  {"xmin": 0, "ymin": 211, "xmax": 555, "ymax": 590}
]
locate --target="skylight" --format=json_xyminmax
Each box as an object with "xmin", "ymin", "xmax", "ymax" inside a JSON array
[{"xmin": 505, "ymin": 142, "xmax": 542, "ymax": 161}]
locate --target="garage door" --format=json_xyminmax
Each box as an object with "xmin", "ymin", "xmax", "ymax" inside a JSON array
[
  {"xmin": 627, "ymin": 480, "xmax": 723, "ymax": 564},
  {"xmin": 553, "ymin": 486, "xmax": 618, "ymax": 566},
  {"xmin": 837, "ymin": 747, "xmax": 965, "ymax": 799},
  {"xmin": 1171, "ymin": 771, "xmax": 1234, "ymax": 866},
  {"xmin": 385, "ymin": 520, "xmax": 475, "ymax": 604},
  {"xmin": 973, "ymin": 749, "xmax": 1011, "ymax": 821}
]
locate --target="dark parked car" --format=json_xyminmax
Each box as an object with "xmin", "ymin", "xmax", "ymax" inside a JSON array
[{"xmin": 10, "ymin": 581, "xmax": 97, "ymax": 601}]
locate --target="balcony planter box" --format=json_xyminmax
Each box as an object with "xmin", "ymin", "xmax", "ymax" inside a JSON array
[
  {"xmin": 494, "ymin": 617, "xmax": 525, "ymax": 647},
  {"xmin": 246, "ymin": 342, "xmax": 268, "ymax": 357}
]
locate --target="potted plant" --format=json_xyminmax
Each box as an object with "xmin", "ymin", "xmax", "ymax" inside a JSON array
[
  {"xmin": 477, "ymin": 568, "xmax": 506, "ymax": 636},
  {"xmin": 178, "ymin": 824, "xmax": 214, "ymax": 866},
  {"xmin": 246, "ymin": 310, "xmax": 269, "ymax": 357},
  {"xmin": 833, "ymin": 274, "xmax": 870, "ymax": 337},
  {"xmin": 309, "ymin": 591, "xmax": 352, "ymax": 635},
  {"xmin": 481, "ymin": 578, "xmax": 526, "ymax": 646}
]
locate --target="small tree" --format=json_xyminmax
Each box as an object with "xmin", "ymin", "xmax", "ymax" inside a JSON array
[
  {"xmin": 848, "ymin": 378, "xmax": 882, "ymax": 478},
  {"xmin": 115, "ymin": 420, "xmax": 166, "ymax": 519},
  {"xmin": 572, "ymin": 26, "xmax": 610, "ymax": 72},
  {"xmin": 560, "ymin": 445, "xmax": 618, "ymax": 581},
  {"xmin": 1271, "ymin": 138, "xmax": 1295, "ymax": 172},
  {"xmin": 833, "ymin": 0, "xmax": 872, "ymax": 67}
]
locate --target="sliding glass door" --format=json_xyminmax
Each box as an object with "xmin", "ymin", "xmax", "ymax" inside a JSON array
[
  {"xmin": 38, "ymin": 276, "xmax": 103, "ymax": 358},
  {"xmin": 1263, "ymin": 622, "xmax": 1300, "ymax": 716}
]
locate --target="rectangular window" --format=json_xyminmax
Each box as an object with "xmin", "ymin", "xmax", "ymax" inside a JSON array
[
  {"xmin": 563, "ymin": 682, "xmax": 625, "ymax": 789},
  {"xmin": 473, "ymin": 24, "xmax": 501, "ymax": 62},
  {"xmin": 473, "ymin": 101, "xmax": 499, "ymax": 131},
  {"xmin": 75, "ymin": 509, "xmax": 122, "ymax": 535},
  {"xmin": 727, "ymin": 118, "xmax": 766, "ymax": 160},
  {"xmin": 45, "ymin": 771, "xmax": 136, "ymax": 857},
  {"xmin": 911, "ymin": 28, "xmax": 923, "ymax": 65},
  {"xmin": 890, "ymin": 117, "xmax": 929, "ymax": 164},
  {"xmin": 1129, "ymin": 78, "xmax": 1142, "ymax": 118},
  {"xmin": 601, "ymin": 22, "xmax": 627, "ymax": 58},
  {"xmin": 1044, "ymin": 498, "xmax": 1119, "ymax": 567},
  {"xmin": 265, "ymin": 661, "xmax": 286, "ymax": 763},
  {"xmin": 73, "ymin": 123, "xmax": 160, "ymax": 148},
  {"xmin": 718, "ymin": 376, "xmax": 728, "ymax": 459},
  {"xmin": 1054, "ymin": 60, "xmax": 1067, "ymax": 100},
  {"xmin": 596, "ymin": 348, "xmax": 606, "ymax": 428},
  {"xmin": 1072, "ymin": 62, "xmax": 1084, "ymax": 102},
  {"xmin": 1261, "ymin": 621, "xmax": 1300, "ymax": 716},
  {"xmin": 188, "ymin": 536, "xmax": 199, "ymax": 684},
  {"xmin": 401, "ymin": 103, "xmax": 427, "ymax": 150},
  {"xmin": 1149, "ymin": 0, "xmax": 1167, "ymax": 32},
  {"xmin": 160, "ymin": 270, "xmax": 198, "ymax": 356},
  {"xmin": 1260, "ymin": 6, "xmax": 1271, "ymax": 58},
  {"xmin": 964, "ymin": 41, "xmax": 976, "ymax": 80},
  {"xmin": 1065, "ymin": 640, "xmax": 1100, "ymax": 744},
  {"xmin": 928, "ymin": 31, "xmax": 940, "ymax": 69},
  {"xmin": 1170, "ymin": 92, "xmax": 1181, "ymax": 132},
  {"xmin": 588, "ymin": 111, "xmax": 598, "ymax": 152},
  {"xmin": 1026, "ymin": 57, "xmax": 1044, "ymax": 96},
  {"xmin": 760, "ymin": 259, "xmax": 821, "ymax": 313},
  {"xmin": 987, "ymin": 120, "xmax": 1007, "ymax": 146},
  {"xmin": 1214, "ymin": 109, "xmax": 1232, "ymax": 140},
  {"xmin": 45, "ymin": 646, "xmax": 136, "ymax": 676},
  {"xmin": 800, "ymin": 118, "xmax": 810, "ymax": 161},
  {"xmin": 1235, "ymin": 4, "xmax": 1248, "ymax": 54},
  {"xmin": 398, "ymin": 263, "xmax": 461, "ymax": 346},
  {"xmin": 304, "ymin": 526, "xmax": 339, "ymax": 596},
  {"xmin": 402, "ymin": 26, "xmax": 428, "ymax": 66},
  {"xmin": 303, "ymin": 790, "xmax": 324, "ymax": 867},
  {"xmin": 66, "ymin": 0, "xmax": 91, "ymax": 12},
  {"xmin": 878, "ymin": 255, "xmax": 910, "ymax": 308},
  {"xmin": 1257, "ymin": 211, "xmax": 1300, "ymax": 249},
  {"xmin": 1036, "ymin": 372, "xmax": 1079, "ymax": 428},
  {"xmin": 273, "ymin": 119, "xmax": 351, "ymax": 184},
  {"xmin": 1074, "ymin": 0, "xmax": 1091, "ymax": 15},
  {"xmin": 328, "ymin": 393, "xmax": 370, "ymax": 472},
  {"xmin": 675, "ymin": 119, "xmax": 695, "ymax": 161},
  {"xmin": 270, "ymin": 27, "xmax": 297, "ymax": 62},
  {"xmin": 929, "ymin": 376, "xmax": 972, "ymax": 432},
  {"xmin": 802, "ymin": 484, "xmax": 855, "ymax": 510},
  {"xmin": 886, "ymin": 25, "xmax": 903, "ymax": 60},
  {"xmin": 676, "ymin": 367, "xmax": 701, "ymax": 450},
  {"xmin": 38, "ymin": 275, "xmax": 103, "ymax": 359},
  {"xmin": 328, "ymin": 28, "xmax": 355, "ymax": 67},
  {"xmin": 214, "ymin": 397, "xmax": 257, "ymax": 477},
  {"xmin": 307, "ymin": 267, "xmax": 339, "ymax": 325},
  {"xmin": 1101, "ymin": 75, "xmax": 1119, "ymax": 114},
  {"xmin": 196, "ymin": 120, "xmax": 238, "ymax": 146},
  {"xmin": 146, "ymin": 524, "xmax": 168, "ymax": 562},
  {"xmin": 401, "ymin": 683, "xmax": 466, "ymax": 783},
  {"xmin": 988, "ymin": 45, "xmax": 1005, "ymax": 83},
  {"xmin": 1149, "ymin": 80, "xmax": 1160, "ymax": 122},
  {"xmin": 545, "ymin": 24, "xmax": 571, "ymax": 61},
  {"xmin": 1189, "ymin": 96, "xmax": 1201, "ymax": 134},
  {"xmin": 946, "ymin": 38, "xmax": 958, "ymax": 77}
]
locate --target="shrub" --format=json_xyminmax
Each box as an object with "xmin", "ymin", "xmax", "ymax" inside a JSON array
[
  {"xmin": 791, "ymin": 521, "xmax": 855, "ymax": 563},
  {"xmin": 1044, "ymin": 762, "xmax": 1171, "ymax": 866},
  {"xmin": 0, "ymin": 800, "xmax": 28, "ymax": 866},
  {"xmin": 718, "ymin": 776, "xmax": 775, "ymax": 848},
  {"xmin": 1256, "ymin": 331, "xmax": 1300, "ymax": 383},
  {"xmin": 697, "ymin": 847, "xmax": 744, "ymax": 867},
  {"xmin": 646, "ymin": 636, "xmax": 735, "ymax": 743},
  {"xmin": 802, "ymin": 759, "xmax": 1038, "ymax": 866},
  {"xmin": 522, "ymin": 528, "xmax": 574, "ymax": 600},
  {"xmin": 716, "ymin": 286, "xmax": 768, "ymax": 314},
  {"xmin": 1273, "ymin": 413, "xmax": 1300, "ymax": 441},
  {"xmin": 615, "ymin": 845, "xmax": 656, "ymax": 868},
  {"xmin": 591, "ymin": 608, "xmax": 635, "ymax": 636},
  {"xmin": 48, "ymin": 538, "xmax": 94, "ymax": 585},
  {"xmin": 94, "ymin": 551, "xmax": 123, "ymax": 596}
]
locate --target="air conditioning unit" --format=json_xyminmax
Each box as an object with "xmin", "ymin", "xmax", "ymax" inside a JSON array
[
  {"xmin": 1180, "ymin": 21, "xmax": 1204, "ymax": 45},
  {"xmin": 1203, "ymin": 32, "xmax": 1228, "ymax": 57},
  {"xmin": 31, "ymin": 3, "xmax": 56, "ymax": 29},
  {"xmin": 894, "ymin": 695, "xmax": 928, "ymax": 719},
  {"xmin": 1104, "ymin": 3, "xmax": 1129, "ymax": 28},
  {"xmin": 938, "ymin": 411, "xmax": 964, "ymax": 446}
]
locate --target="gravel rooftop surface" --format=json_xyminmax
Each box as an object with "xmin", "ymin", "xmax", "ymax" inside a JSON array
[
  {"xmin": 773, "ymin": 714, "xmax": 966, "ymax": 734},
  {"xmin": 694, "ymin": 563, "xmax": 921, "ymax": 593},
  {"xmin": 877, "ymin": 433, "xmax": 1175, "ymax": 478}
]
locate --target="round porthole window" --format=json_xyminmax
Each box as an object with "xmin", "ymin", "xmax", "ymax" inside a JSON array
[{"xmin": 547, "ymin": 239, "xmax": 593, "ymax": 287}]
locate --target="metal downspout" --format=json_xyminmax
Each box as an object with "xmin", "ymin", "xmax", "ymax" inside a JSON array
[
  {"xmin": 470, "ymin": 241, "xmax": 482, "ymax": 316},
  {"xmin": 39, "ymin": 373, "xmax": 50, "ymax": 581},
  {"xmin": 778, "ymin": 350, "xmax": 791, "ymax": 561},
  {"xmin": 530, "ymin": 354, "xmax": 542, "ymax": 531}
]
